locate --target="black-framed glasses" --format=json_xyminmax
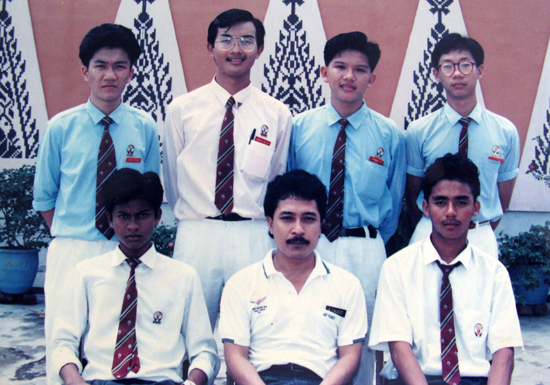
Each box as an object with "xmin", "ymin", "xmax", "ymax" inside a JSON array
[
  {"xmin": 438, "ymin": 61, "xmax": 476, "ymax": 76},
  {"xmin": 215, "ymin": 36, "xmax": 256, "ymax": 52}
]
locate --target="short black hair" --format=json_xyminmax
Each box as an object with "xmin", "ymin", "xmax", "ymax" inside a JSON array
[
  {"xmin": 431, "ymin": 33, "xmax": 484, "ymax": 69},
  {"xmin": 324, "ymin": 31, "xmax": 381, "ymax": 71},
  {"xmin": 264, "ymin": 169, "xmax": 327, "ymax": 221},
  {"xmin": 207, "ymin": 8, "xmax": 265, "ymax": 49},
  {"xmin": 423, "ymin": 153, "xmax": 481, "ymax": 201},
  {"xmin": 79, "ymin": 23, "xmax": 141, "ymax": 68},
  {"xmin": 103, "ymin": 168, "xmax": 163, "ymax": 217}
]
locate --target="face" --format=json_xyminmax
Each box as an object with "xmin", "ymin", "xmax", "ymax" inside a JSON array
[
  {"xmin": 433, "ymin": 49, "xmax": 483, "ymax": 102},
  {"xmin": 422, "ymin": 180, "xmax": 480, "ymax": 244},
  {"xmin": 82, "ymin": 47, "xmax": 134, "ymax": 114},
  {"xmin": 207, "ymin": 21, "xmax": 263, "ymax": 82},
  {"xmin": 267, "ymin": 197, "xmax": 322, "ymax": 262},
  {"xmin": 108, "ymin": 199, "xmax": 161, "ymax": 259},
  {"xmin": 321, "ymin": 50, "xmax": 376, "ymax": 112}
]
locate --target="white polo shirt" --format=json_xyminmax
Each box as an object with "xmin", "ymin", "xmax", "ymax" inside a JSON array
[
  {"xmin": 369, "ymin": 238, "xmax": 523, "ymax": 379},
  {"xmin": 219, "ymin": 250, "xmax": 367, "ymax": 379}
]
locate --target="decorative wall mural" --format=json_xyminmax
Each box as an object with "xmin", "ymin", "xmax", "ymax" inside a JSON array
[{"xmin": 250, "ymin": 0, "xmax": 330, "ymax": 116}]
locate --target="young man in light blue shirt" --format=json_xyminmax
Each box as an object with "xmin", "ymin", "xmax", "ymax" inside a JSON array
[
  {"xmin": 405, "ymin": 33, "xmax": 520, "ymax": 258},
  {"xmin": 32, "ymin": 24, "xmax": 160, "ymax": 385},
  {"xmin": 288, "ymin": 31, "xmax": 406, "ymax": 385}
]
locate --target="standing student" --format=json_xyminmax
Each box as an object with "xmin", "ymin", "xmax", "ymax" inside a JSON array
[
  {"xmin": 405, "ymin": 33, "xmax": 520, "ymax": 258},
  {"xmin": 163, "ymin": 8, "xmax": 292, "ymax": 329},
  {"xmin": 288, "ymin": 31, "xmax": 406, "ymax": 384},
  {"xmin": 32, "ymin": 23, "xmax": 160, "ymax": 385}
]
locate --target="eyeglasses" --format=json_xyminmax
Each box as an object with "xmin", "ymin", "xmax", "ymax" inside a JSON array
[
  {"xmin": 215, "ymin": 36, "xmax": 256, "ymax": 52},
  {"xmin": 438, "ymin": 61, "xmax": 476, "ymax": 76}
]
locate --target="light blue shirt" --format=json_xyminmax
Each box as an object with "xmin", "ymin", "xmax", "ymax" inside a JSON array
[
  {"xmin": 406, "ymin": 103, "xmax": 520, "ymax": 222},
  {"xmin": 33, "ymin": 100, "xmax": 160, "ymax": 240},
  {"xmin": 289, "ymin": 101, "xmax": 406, "ymax": 243}
]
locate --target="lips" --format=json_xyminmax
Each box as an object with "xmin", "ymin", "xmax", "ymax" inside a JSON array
[
  {"xmin": 340, "ymin": 83, "xmax": 356, "ymax": 91},
  {"xmin": 227, "ymin": 57, "xmax": 245, "ymax": 63},
  {"xmin": 442, "ymin": 220, "xmax": 461, "ymax": 228},
  {"xmin": 126, "ymin": 235, "xmax": 142, "ymax": 242}
]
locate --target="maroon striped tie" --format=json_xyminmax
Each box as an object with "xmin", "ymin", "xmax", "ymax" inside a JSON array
[
  {"xmin": 215, "ymin": 97, "xmax": 236, "ymax": 215},
  {"xmin": 324, "ymin": 119, "xmax": 349, "ymax": 242},
  {"xmin": 96, "ymin": 116, "xmax": 116, "ymax": 239},
  {"xmin": 437, "ymin": 261, "xmax": 461, "ymax": 385},
  {"xmin": 112, "ymin": 258, "xmax": 141, "ymax": 378},
  {"xmin": 458, "ymin": 118, "xmax": 472, "ymax": 158}
]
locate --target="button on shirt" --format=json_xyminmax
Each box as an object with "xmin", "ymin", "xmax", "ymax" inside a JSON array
[
  {"xmin": 289, "ymin": 102, "xmax": 406, "ymax": 242},
  {"xmin": 163, "ymin": 79, "xmax": 293, "ymax": 220},
  {"xmin": 33, "ymin": 100, "xmax": 160, "ymax": 240},
  {"xmin": 406, "ymin": 103, "xmax": 520, "ymax": 222},
  {"xmin": 51, "ymin": 246, "xmax": 220, "ymax": 383},
  {"xmin": 219, "ymin": 250, "xmax": 368, "ymax": 379},
  {"xmin": 368, "ymin": 238, "xmax": 523, "ymax": 379}
]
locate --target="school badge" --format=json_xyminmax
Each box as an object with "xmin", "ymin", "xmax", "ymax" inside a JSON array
[
  {"xmin": 153, "ymin": 311, "xmax": 163, "ymax": 324},
  {"xmin": 260, "ymin": 125, "xmax": 269, "ymax": 137},
  {"xmin": 473, "ymin": 322, "xmax": 483, "ymax": 337},
  {"xmin": 369, "ymin": 147, "xmax": 385, "ymax": 165},
  {"xmin": 125, "ymin": 144, "xmax": 142, "ymax": 163},
  {"xmin": 488, "ymin": 145, "xmax": 504, "ymax": 162}
]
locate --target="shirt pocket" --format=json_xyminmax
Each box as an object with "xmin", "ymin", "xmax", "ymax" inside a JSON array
[
  {"xmin": 316, "ymin": 303, "xmax": 343, "ymax": 349},
  {"xmin": 241, "ymin": 139, "xmax": 275, "ymax": 181},
  {"xmin": 355, "ymin": 160, "xmax": 388, "ymax": 202},
  {"xmin": 457, "ymin": 309, "xmax": 491, "ymax": 357}
]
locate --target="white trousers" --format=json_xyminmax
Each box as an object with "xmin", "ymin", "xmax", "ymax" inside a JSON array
[
  {"xmin": 44, "ymin": 237, "xmax": 118, "ymax": 385},
  {"xmin": 409, "ymin": 217, "xmax": 498, "ymax": 258},
  {"xmin": 173, "ymin": 219, "xmax": 274, "ymax": 329},
  {"xmin": 316, "ymin": 229, "xmax": 387, "ymax": 385}
]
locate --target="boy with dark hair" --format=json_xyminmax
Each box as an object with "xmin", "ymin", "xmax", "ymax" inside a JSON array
[
  {"xmin": 370, "ymin": 154, "xmax": 523, "ymax": 385},
  {"xmin": 163, "ymin": 8, "xmax": 292, "ymax": 330},
  {"xmin": 51, "ymin": 169, "xmax": 220, "ymax": 385},
  {"xmin": 33, "ymin": 23, "xmax": 160, "ymax": 385},
  {"xmin": 288, "ymin": 31, "xmax": 406, "ymax": 384},
  {"xmin": 220, "ymin": 169, "xmax": 367, "ymax": 385},
  {"xmin": 405, "ymin": 33, "xmax": 520, "ymax": 258}
]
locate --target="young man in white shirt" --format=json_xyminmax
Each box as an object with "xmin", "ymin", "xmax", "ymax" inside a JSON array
[
  {"xmin": 369, "ymin": 154, "xmax": 523, "ymax": 385},
  {"xmin": 51, "ymin": 169, "xmax": 219, "ymax": 385},
  {"xmin": 163, "ymin": 8, "xmax": 292, "ymax": 329},
  {"xmin": 219, "ymin": 169, "xmax": 367, "ymax": 385}
]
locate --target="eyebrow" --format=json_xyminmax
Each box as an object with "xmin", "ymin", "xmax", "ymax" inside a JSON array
[
  {"xmin": 432, "ymin": 195, "xmax": 471, "ymax": 201},
  {"xmin": 219, "ymin": 33, "xmax": 255, "ymax": 39}
]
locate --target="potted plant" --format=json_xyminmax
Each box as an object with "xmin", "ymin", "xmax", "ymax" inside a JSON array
[
  {"xmin": 0, "ymin": 165, "xmax": 51, "ymax": 295},
  {"xmin": 498, "ymin": 222, "xmax": 550, "ymax": 310}
]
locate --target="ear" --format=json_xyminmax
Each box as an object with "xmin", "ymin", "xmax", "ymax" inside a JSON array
[
  {"xmin": 367, "ymin": 73, "xmax": 377, "ymax": 87},
  {"xmin": 107, "ymin": 212, "xmax": 114, "ymax": 229},
  {"xmin": 433, "ymin": 68, "xmax": 441, "ymax": 82},
  {"xmin": 82, "ymin": 65, "xmax": 89, "ymax": 82},
  {"xmin": 155, "ymin": 208, "xmax": 162, "ymax": 226},
  {"xmin": 472, "ymin": 200, "xmax": 481, "ymax": 218},
  {"xmin": 256, "ymin": 44, "xmax": 264, "ymax": 59},
  {"xmin": 267, "ymin": 216, "xmax": 274, "ymax": 236},
  {"xmin": 476, "ymin": 64, "xmax": 484, "ymax": 80},
  {"xmin": 422, "ymin": 199, "xmax": 430, "ymax": 218},
  {"xmin": 127, "ymin": 67, "xmax": 135, "ymax": 84},
  {"xmin": 320, "ymin": 66, "xmax": 329, "ymax": 83},
  {"xmin": 207, "ymin": 43, "xmax": 214, "ymax": 57}
]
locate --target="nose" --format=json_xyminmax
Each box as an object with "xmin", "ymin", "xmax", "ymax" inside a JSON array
[
  {"xmin": 127, "ymin": 218, "xmax": 139, "ymax": 231},
  {"xmin": 104, "ymin": 65, "xmax": 117, "ymax": 79},
  {"xmin": 445, "ymin": 203, "xmax": 457, "ymax": 217},
  {"xmin": 292, "ymin": 220, "xmax": 306, "ymax": 235},
  {"xmin": 451, "ymin": 64, "xmax": 464, "ymax": 77},
  {"xmin": 343, "ymin": 68, "xmax": 355, "ymax": 80},
  {"xmin": 229, "ymin": 39, "xmax": 243, "ymax": 53}
]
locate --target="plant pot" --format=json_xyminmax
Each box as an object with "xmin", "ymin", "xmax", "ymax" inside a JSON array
[
  {"xmin": 0, "ymin": 248, "xmax": 39, "ymax": 294},
  {"xmin": 510, "ymin": 266, "xmax": 550, "ymax": 306},
  {"xmin": 515, "ymin": 278, "xmax": 550, "ymax": 305}
]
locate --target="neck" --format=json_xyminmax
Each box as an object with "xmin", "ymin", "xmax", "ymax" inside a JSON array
[
  {"xmin": 331, "ymin": 98, "xmax": 363, "ymax": 119},
  {"xmin": 430, "ymin": 234, "xmax": 467, "ymax": 264},
  {"xmin": 214, "ymin": 73, "xmax": 251, "ymax": 95},
  {"xmin": 447, "ymin": 96, "xmax": 477, "ymax": 118},
  {"xmin": 272, "ymin": 250, "xmax": 316, "ymax": 294},
  {"xmin": 90, "ymin": 96, "xmax": 121, "ymax": 116}
]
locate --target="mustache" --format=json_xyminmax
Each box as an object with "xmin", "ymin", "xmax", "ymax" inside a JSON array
[
  {"xmin": 442, "ymin": 220, "xmax": 461, "ymax": 225},
  {"xmin": 286, "ymin": 236, "xmax": 310, "ymax": 245}
]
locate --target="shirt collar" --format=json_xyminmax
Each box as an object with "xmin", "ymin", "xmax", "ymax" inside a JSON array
[
  {"xmin": 210, "ymin": 76, "xmax": 252, "ymax": 109},
  {"xmin": 326, "ymin": 100, "xmax": 369, "ymax": 131},
  {"xmin": 86, "ymin": 99, "xmax": 125, "ymax": 126},
  {"xmin": 262, "ymin": 249, "xmax": 330, "ymax": 278},
  {"xmin": 444, "ymin": 102, "xmax": 482, "ymax": 127},
  {"xmin": 109, "ymin": 244, "xmax": 157, "ymax": 270},
  {"xmin": 422, "ymin": 237, "xmax": 473, "ymax": 270}
]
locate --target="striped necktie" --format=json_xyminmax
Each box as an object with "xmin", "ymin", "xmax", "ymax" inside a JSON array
[
  {"xmin": 458, "ymin": 117, "xmax": 472, "ymax": 157},
  {"xmin": 112, "ymin": 258, "xmax": 141, "ymax": 378},
  {"xmin": 437, "ymin": 261, "xmax": 461, "ymax": 385},
  {"xmin": 324, "ymin": 119, "xmax": 349, "ymax": 242},
  {"xmin": 96, "ymin": 116, "xmax": 116, "ymax": 239},
  {"xmin": 215, "ymin": 97, "xmax": 236, "ymax": 215}
]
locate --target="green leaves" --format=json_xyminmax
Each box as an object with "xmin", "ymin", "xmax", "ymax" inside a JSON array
[{"xmin": 152, "ymin": 224, "xmax": 176, "ymax": 257}]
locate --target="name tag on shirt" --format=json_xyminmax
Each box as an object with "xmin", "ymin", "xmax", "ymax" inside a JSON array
[
  {"xmin": 254, "ymin": 136, "xmax": 271, "ymax": 146},
  {"xmin": 126, "ymin": 157, "xmax": 142, "ymax": 163}
]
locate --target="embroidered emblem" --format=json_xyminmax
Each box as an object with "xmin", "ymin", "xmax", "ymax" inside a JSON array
[
  {"xmin": 126, "ymin": 144, "xmax": 135, "ymax": 156},
  {"xmin": 369, "ymin": 148, "xmax": 385, "ymax": 165},
  {"xmin": 488, "ymin": 145, "xmax": 505, "ymax": 162},
  {"xmin": 474, "ymin": 323, "xmax": 483, "ymax": 337},
  {"xmin": 260, "ymin": 125, "xmax": 269, "ymax": 137},
  {"xmin": 153, "ymin": 311, "xmax": 163, "ymax": 324}
]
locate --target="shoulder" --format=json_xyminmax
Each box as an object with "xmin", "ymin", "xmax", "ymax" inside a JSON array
[
  {"xmin": 153, "ymin": 251, "xmax": 200, "ymax": 278},
  {"xmin": 73, "ymin": 251, "xmax": 113, "ymax": 275},
  {"xmin": 322, "ymin": 260, "xmax": 363, "ymax": 288},
  {"xmin": 168, "ymin": 84, "xmax": 212, "ymax": 110},
  {"xmin": 293, "ymin": 105, "xmax": 326, "ymax": 126},
  {"xmin": 250, "ymin": 86, "xmax": 289, "ymax": 110},
  {"xmin": 406, "ymin": 108, "xmax": 443, "ymax": 134},
  {"xmin": 45, "ymin": 104, "xmax": 88, "ymax": 131},
  {"xmin": 121, "ymin": 103, "xmax": 156, "ymax": 127},
  {"xmin": 470, "ymin": 244, "xmax": 508, "ymax": 274},
  {"xmin": 225, "ymin": 260, "xmax": 264, "ymax": 289},
  {"xmin": 382, "ymin": 241, "xmax": 423, "ymax": 274},
  {"xmin": 480, "ymin": 108, "xmax": 518, "ymax": 133}
]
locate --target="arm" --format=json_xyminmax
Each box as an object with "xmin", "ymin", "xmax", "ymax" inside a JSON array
[
  {"xmin": 388, "ymin": 341, "xmax": 428, "ymax": 385},
  {"xmin": 492, "ymin": 178, "xmax": 516, "ymax": 230},
  {"xmin": 267, "ymin": 106, "xmax": 293, "ymax": 179},
  {"xmin": 59, "ymin": 363, "xmax": 89, "ymax": 385},
  {"xmin": 40, "ymin": 208, "xmax": 55, "ymax": 229},
  {"xmin": 487, "ymin": 347, "xmax": 514, "ymax": 385},
  {"xmin": 320, "ymin": 343, "xmax": 362, "ymax": 385},
  {"xmin": 162, "ymin": 102, "xmax": 185, "ymax": 210},
  {"xmin": 188, "ymin": 368, "xmax": 208, "ymax": 385},
  {"xmin": 224, "ymin": 342, "xmax": 265, "ymax": 385},
  {"xmin": 405, "ymin": 174, "xmax": 424, "ymax": 227}
]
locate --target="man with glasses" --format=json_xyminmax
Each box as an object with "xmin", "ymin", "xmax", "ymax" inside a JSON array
[
  {"xmin": 405, "ymin": 33, "xmax": 520, "ymax": 258},
  {"xmin": 163, "ymin": 8, "xmax": 292, "ymax": 330}
]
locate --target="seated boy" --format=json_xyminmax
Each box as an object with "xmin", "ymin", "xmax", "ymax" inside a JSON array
[
  {"xmin": 50, "ymin": 169, "xmax": 220, "ymax": 385},
  {"xmin": 369, "ymin": 154, "xmax": 523, "ymax": 385}
]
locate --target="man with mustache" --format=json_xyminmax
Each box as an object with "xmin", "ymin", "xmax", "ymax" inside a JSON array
[
  {"xmin": 369, "ymin": 154, "xmax": 523, "ymax": 385},
  {"xmin": 405, "ymin": 33, "xmax": 520, "ymax": 258},
  {"xmin": 219, "ymin": 169, "xmax": 367, "ymax": 385}
]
